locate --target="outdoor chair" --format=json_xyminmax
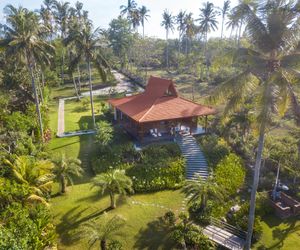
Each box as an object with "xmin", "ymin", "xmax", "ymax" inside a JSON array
[
  {"xmin": 150, "ymin": 129, "xmax": 157, "ymax": 137},
  {"xmin": 155, "ymin": 128, "xmax": 162, "ymax": 137}
]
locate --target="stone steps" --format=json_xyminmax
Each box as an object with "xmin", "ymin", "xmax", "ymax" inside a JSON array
[{"xmin": 176, "ymin": 134, "xmax": 209, "ymax": 180}]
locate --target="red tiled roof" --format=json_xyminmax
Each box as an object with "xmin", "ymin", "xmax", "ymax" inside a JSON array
[{"xmin": 108, "ymin": 76, "xmax": 215, "ymax": 123}]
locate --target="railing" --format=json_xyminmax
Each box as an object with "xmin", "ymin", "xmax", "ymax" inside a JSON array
[{"xmin": 210, "ymin": 217, "xmax": 247, "ymax": 240}]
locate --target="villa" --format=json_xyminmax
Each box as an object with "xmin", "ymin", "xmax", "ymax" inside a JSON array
[{"xmin": 108, "ymin": 76, "xmax": 216, "ymax": 141}]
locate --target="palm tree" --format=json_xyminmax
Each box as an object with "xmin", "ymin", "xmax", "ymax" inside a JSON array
[
  {"xmin": 120, "ymin": 0, "xmax": 137, "ymax": 18},
  {"xmin": 182, "ymin": 176, "xmax": 223, "ymax": 210},
  {"xmin": 130, "ymin": 9, "xmax": 141, "ymax": 32},
  {"xmin": 0, "ymin": 5, "xmax": 54, "ymax": 140},
  {"xmin": 197, "ymin": 2, "xmax": 219, "ymax": 79},
  {"xmin": 92, "ymin": 169, "xmax": 133, "ymax": 209},
  {"xmin": 139, "ymin": 6, "xmax": 150, "ymax": 38},
  {"xmin": 226, "ymin": 11, "xmax": 240, "ymax": 41},
  {"xmin": 219, "ymin": 0, "xmax": 231, "ymax": 39},
  {"xmin": 52, "ymin": 153, "xmax": 82, "ymax": 194},
  {"xmin": 80, "ymin": 214, "xmax": 126, "ymax": 250},
  {"xmin": 65, "ymin": 22, "xmax": 111, "ymax": 128},
  {"xmin": 210, "ymin": 1, "xmax": 300, "ymax": 248},
  {"xmin": 197, "ymin": 2, "xmax": 219, "ymax": 53},
  {"xmin": 184, "ymin": 13, "xmax": 197, "ymax": 55},
  {"xmin": 53, "ymin": 0, "xmax": 70, "ymax": 85},
  {"xmin": 161, "ymin": 9, "xmax": 175, "ymax": 69},
  {"xmin": 3, "ymin": 156, "xmax": 54, "ymax": 205},
  {"xmin": 176, "ymin": 10, "xmax": 186, "ymax": 54}
]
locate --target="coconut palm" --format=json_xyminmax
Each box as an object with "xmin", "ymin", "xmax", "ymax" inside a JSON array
[
  {"xmin": 161, "ymin": 9, "xmax": 175, "ymax": 69},
  {"xmin": 52, "ymin": 153, "xmax": 82, "ymax": 194},
  {"xmin": 219, "ymin": 0, "xmax": 231, "ymax": 39},
  {"xmin": 184, "ymin": 13, "xmax": 197, "ymax": 55},
  {"xmin": 139, "ymin": 5, "xmax": 150, "ymax": 38},
  {"xmin": 80, "ymin": 214, "xmax": 126, "ymax": 250},
  {"xmin": 3, "ymin": 156, "xmax": 54, "ymax": 205},
  {"xmin": 130, "ymin": 9, "xmax": 141, "ymax": 32},
  {"xmin": 92, "ymin": 169, "xmax": 133, "ymax": 209},
  {"xmin": 182, "ymin": 176, "xmax": 223, "ymax": 210},
  {"xmin": 0, "ymin": 5, "xmax": 54, "ymax": 140},
  {"xmin": 210, "ymin": 1, "xmax": 300, "ymax": 248},
  {"xmin": 197, "ymin": 1, "xmax": 219, "ymax": 53},
  {"xmin": 65, "ymin": 22, "xmax": 111, "ymax": 128},
  {"xmin": 226, "ymin": 11, "xmax": 240, "ymax": 41},
  {"xmin": 176, "ymin": 10, "xmax": 186, "ymax": 53},
  {"xmin": 120, "ymin": 0, "xmax": 137, "ymax": 18},
  {"xmin": 53, "ymin": 0, "xmax": 70, "ymax": 85}
]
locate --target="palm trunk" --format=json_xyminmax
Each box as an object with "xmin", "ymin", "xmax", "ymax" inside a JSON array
[
  {"xmin": 237, "ymin": 19, "xmax": 243, "ymax": 48},
  {"xmin": 142, "ymin": 23, "xmax": 145, "ymax": 38},
  {"xmin": 87, "ymin": 59, "xmax": 96, "ymax": 128},
  {"xmin": 26, "ymin": 52, "xmax": 44, "ymax": 142},
  {"xmin": 77, "ymin": 65, "xmax": 82, "ymax": 94},
  {"xmin": 110, "ymin": 192, "xmax": 116, "ymax": 209},
  {"xmin": 72, "ymin": 74, "xmax": 80, "ymax": 101},
  {"xmin": 221, "ymin": 16, "xmax": 224, "ymax": 39},
  {"xmin": 61, "ymin": 50, "xmax": 65, "ymax": 86},
  {"xmin": 100, "ymin": 240, "xmax": 107, "ymax": 250},
  {"xmin": 245, "ymin": 124, "xmax": 266, "ymax": 250},
  {"xmin": 61, "ymin": 175, "xmax": 66, "ymax": 193},
  {"xmin": 41, "ymin": 71, "xmax": 45, "ymax": 89},
  {"xmin": 166, "ymin": 29, "xmax": 169, "ymax": 70}
]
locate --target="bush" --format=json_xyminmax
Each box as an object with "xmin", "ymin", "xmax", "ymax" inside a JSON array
[
  {"xmin": 215, "ymin": 153, "xmax": 245, "ymax": 196},
  {"xmin": 126, "ymin": 145, "xmax": 184, "ymax": 192},
  {"xmin": 95, "ymin": 121, "xmax": 114, "ymax": 146},
  {"xmin": 197, "ymin": 135, "xmax": 230, "ymax": 168}
]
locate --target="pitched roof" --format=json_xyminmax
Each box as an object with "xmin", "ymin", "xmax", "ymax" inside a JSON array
[{"xmin": 108, "ymin": 76, "xmax": 215, "ymax": 123}]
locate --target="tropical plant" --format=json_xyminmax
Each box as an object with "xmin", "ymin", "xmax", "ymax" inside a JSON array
[
  {"xmin": 0, "ymin": 5, "xmax": 54, "ymax": 140},
  {"xmin": 65, "ymin": 21, "xmax": 111, "ymax": 128},
  {"xmin": 139, "ymin": 5, "xmax": 150, "ymax": 38},
  {"xmin": 79, "ymin": 214, "xmax": 126, "ymax": 250},
  {"xmin": 219, "ymin": 0, "xmax": 231, "ymax": 39},
  {"xmin": 210, "ymin": 1, "xmax": 300, "ymax": 248},
  {"xmin": 95, "ymin": 120, "xmax": 114, "ymax": 147},
  {"xmin": 92, "ymin": 169, "xmax": 133, "ymax": 209},
  {"xmin": 161, "ymin": 9, "xmax": 175, "ymax": 69},
  {"xmin": 3, "ymin": 156, "xmax": 54, "ymax": 205},
  {"xmin": 176, "ymin": 10, "xmax": 186, "ymax": 53},
  {"xmin": 182, "ymin": 176, "xmax": 223, "ymax": 210},
  {"xmin": 170, "ymin": 213, "xmax": 214, "ymax": 250},
  {"xmin": 52, "ymin": 153, "xmax": 82, "ymax": 194},
  {"xmin": 53, "ymin": 0, "xmax": 70, "ymax": 85},
  {"xmin": 120, "ymin": 0, "xmax": 137, "ymax": 18}
]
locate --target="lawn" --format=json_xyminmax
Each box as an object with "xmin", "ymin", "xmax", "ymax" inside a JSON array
[
  {"xmin": 254, "ymin": 215, "xmax": 300, "ymax": 250},
  {"xmin": 47, "ymin": 82, "xmax": 185, "ymax": 249},
  {"xmin": 51, "ymin": 185, "xmax": 184, "ymax": 250}
]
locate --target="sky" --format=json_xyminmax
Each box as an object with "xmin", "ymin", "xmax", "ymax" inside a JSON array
[{"xmin": 0, "ymin": 0, "xmax": 239, "ymax": 39}]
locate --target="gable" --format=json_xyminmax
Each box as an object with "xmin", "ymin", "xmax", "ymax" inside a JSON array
[{"xmin": 144, "ymin": 76, "xmax": 178, "ymax": 98}]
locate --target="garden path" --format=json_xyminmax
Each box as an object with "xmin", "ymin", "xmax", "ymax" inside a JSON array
[{"xmin": 56, "ymin": 71, "xmax": 140, "ymax": 138}]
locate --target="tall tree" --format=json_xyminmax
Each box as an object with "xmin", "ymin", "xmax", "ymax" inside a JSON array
[
  {"xmin": 79, "ymin": 214, "xmax": 126, "ymax": 250},
  {"xmin": 161, "ymin": 9, "xmax": 175, "ymax": 70},
  {"xmin": 65, "ymin": 22, "xmax": 111, "ymax": 128},
  {"xmin": 0, "ymin": 5, "xmax": 54, "ymax": 140},
  {"xmin": 184, "ymin": 13, "xmax": 197, "ymax": 55},
  {"xmin": 219, "ymin": 0, "xmax": 231, "ymax": 39},
  {"xmin": 139, "ymin": 5, "xmax": 150, "ymax": 38},
  {"xmin": 197, "ymin": 2, "xmax": 219, "ymax": 78},
  {"xmin": 52, "ymin": 153, "xmax": 82, "ymax": 194},
  {"xmin": 120, "ymin": 0, "xmax": 137, "ymax": 18},
  {"xmin": 92, "ymin": 169, "xmax": 133, "ymax": 209},
  {"xmin": 176, "ymin": 10, "xmax": 187, "ymax": 54},
  {"xmin": 210, "ymin": 1, "xmax": 300, "ymax": 248},
  {"xmin": 53, "ymin": 0, "xmax": 70, "ymax": 85}
]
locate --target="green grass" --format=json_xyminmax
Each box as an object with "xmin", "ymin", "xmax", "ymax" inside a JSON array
[
  {"xmin": 51, "ymin": 185, "xmax": 184, "ymax": 250},
  {"xmin": 254, "ymin": 215, "xmax": 300, "ymax": 250}
]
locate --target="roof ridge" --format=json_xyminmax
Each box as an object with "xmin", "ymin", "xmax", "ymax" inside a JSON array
[
  {"xmin": 178, "ymin": 96, "xmax": 215, "ymax": 110},
  {"xmin": 138, "ymin": 96, "xmax": 160, "ymax": 122}
]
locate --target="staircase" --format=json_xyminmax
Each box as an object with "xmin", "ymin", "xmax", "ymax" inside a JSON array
[{"xmin": 176, "ymin": 134, "xmax": 209, "ymax": 180}]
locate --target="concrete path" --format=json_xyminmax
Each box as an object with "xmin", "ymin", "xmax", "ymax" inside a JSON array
[{"xmin": 56, "ymin": 71, "xmax": 141, "ymax": 138}]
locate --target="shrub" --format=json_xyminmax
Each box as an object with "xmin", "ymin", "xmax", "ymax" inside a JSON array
[
  {"xmin": 95, "ymin": 121, "xmax": 114, "ymax": 146},
  {"xmin": 197, "ymin": 135, "xmax": 230, "ymax": 168},
  {"xmin": 215, "ymin": 153, "xmax": 245, "ymax": 196}
]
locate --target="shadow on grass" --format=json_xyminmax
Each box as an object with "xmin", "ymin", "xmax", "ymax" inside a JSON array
[
  {"xmin": 56, "ymin": 205, "xmax": 113, "ymax": 246},
  {"xmin": 266, "ymin": 216, "xmax": 300, "ymax": 250},
  {"xmin": 134, "ymin": 216, "xmax": 174, "ymax": 250}
]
